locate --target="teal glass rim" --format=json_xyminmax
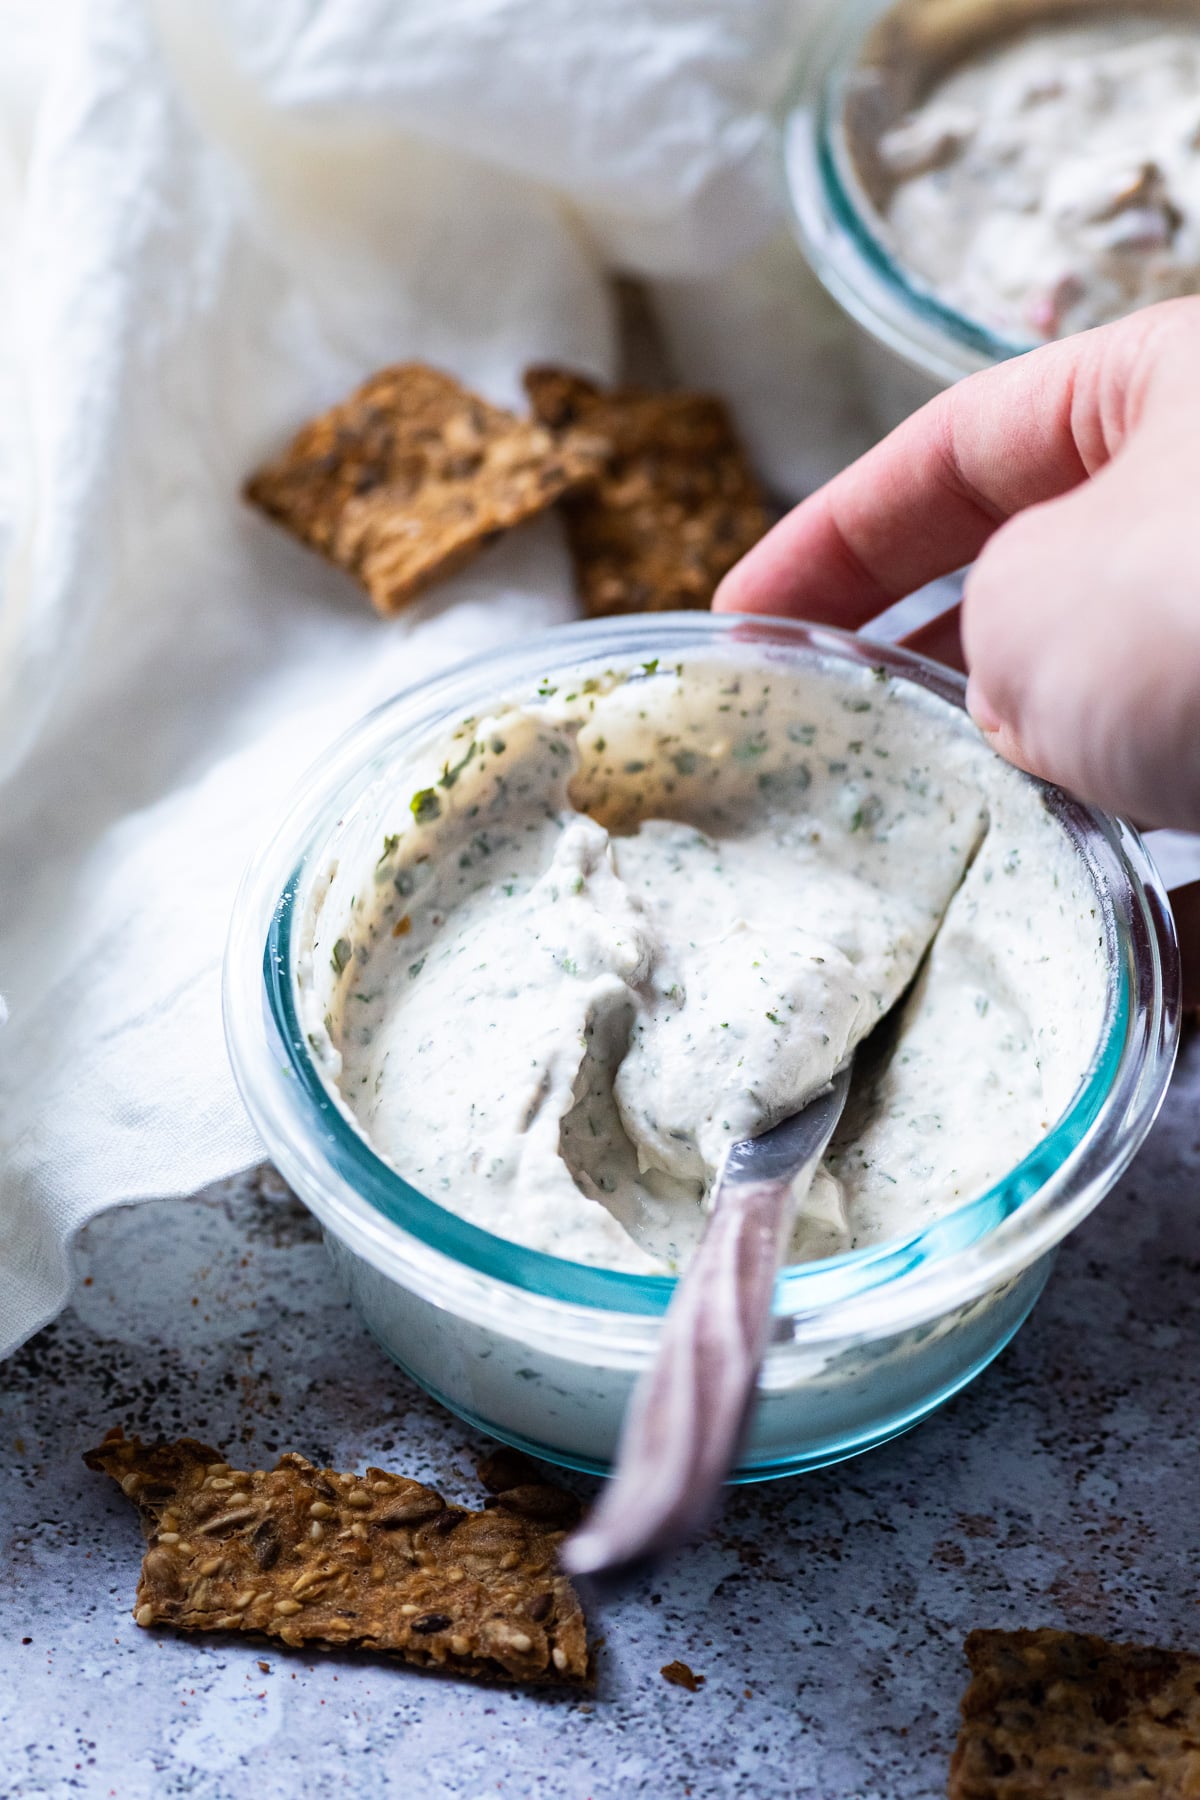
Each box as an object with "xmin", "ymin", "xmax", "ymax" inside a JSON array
[
  {"xmin": 224, "ymin": 613, "xmax": 1181, "ymax": 1342},
  {"xmin": 812, "ymin": 81, "xmax": 1030, "ymax": 364},
  {"xmin": 780, "ymin": 0, "xmax": 1040, "ymax": 383}
]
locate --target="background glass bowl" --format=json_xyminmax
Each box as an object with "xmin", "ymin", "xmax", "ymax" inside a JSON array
[
  {"xmin": 781, "ymin": 0, "xmax": 1200, "ymax": 395},
  {"xmin": 224, "ymin": 614, "xmax": 1180, "ymax": 1480}
]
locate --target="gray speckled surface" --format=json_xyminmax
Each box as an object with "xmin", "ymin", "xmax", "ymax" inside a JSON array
[{"xmin": 3, "ymin": 1033, "xmax": 1198, "ymax": 1800}]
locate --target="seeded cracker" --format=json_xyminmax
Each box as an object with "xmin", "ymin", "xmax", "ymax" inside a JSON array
[
  {"xmin": 949, "ymin": 1628, "xmax": 1200, "ymax": 1798},
  {"xmin": 524, "ymin": 366, "xmax": 768, "ymax": 617},
  {"xmin": 244, "ymin": 364, "xmax": 608, "ymax": 614},
  {"xmin": 85, "ymin": 1430, "xmax": 589, "ymax": 1686}
]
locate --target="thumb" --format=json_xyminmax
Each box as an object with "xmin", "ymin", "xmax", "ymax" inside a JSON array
[{"xmin": 960, "ymin": 436, "xmax": 1200, "ymax": 829}]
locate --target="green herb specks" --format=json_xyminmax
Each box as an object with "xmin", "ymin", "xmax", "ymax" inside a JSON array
[{"xmin": 439, "ymin": 739, "xmax": 478, "ymax": 790}]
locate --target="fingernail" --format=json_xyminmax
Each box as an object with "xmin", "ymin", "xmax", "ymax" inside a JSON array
[{"xmin": 966, "ymin": 674, "xmax": 1002, "ymax": 735}]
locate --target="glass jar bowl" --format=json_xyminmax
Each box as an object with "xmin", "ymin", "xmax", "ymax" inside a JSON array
[
  {"xmin": 224, "ymin": 614, "xmax": 1180, "ymax": 1480},
  {"xmin": 782, "ymin": 0, "xmax": 1200, "ymax": 396}
]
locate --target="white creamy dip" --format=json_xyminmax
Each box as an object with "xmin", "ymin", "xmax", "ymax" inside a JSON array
[
  {"xmin": 304, "ymin": 655, "xmax": 1108, "ymax": 1276},
  {"xmin": 877, "ymin": 15, "xmax": 1200, "ymax": 340}
]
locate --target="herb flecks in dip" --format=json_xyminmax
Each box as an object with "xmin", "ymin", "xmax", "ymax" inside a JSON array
[
  {"xmin": 306, "ymin": 657, "xmax": 1107, "ymax": 1275},
  {"xmin": 878, "ymin": 16, "xmax": 1200, "ymax": 340}
]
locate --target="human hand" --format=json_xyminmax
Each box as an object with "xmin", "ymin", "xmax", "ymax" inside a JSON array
[{"xmin": 715, "ymin": 297, "xmax": 1200, "ymax": 833}]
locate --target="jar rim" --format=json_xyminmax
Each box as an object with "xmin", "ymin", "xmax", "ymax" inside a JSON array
[
  {"xmin": 224, "ymin": 613, "xmax": 1180, "ymax": 1345},
  {"xmin": 780, "ymin": 0, "xmax": 1045, "ymax": 382}
]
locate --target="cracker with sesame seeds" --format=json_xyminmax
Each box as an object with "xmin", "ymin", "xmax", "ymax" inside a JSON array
[
  {"xmin": 949, "ymin": 1628, "xmax": 1200, "ymax": 1798},
  {"xmin": 244, "ymin": 364, "xmax": 609, "ymax": 615},
  {"xmin": 84, "ymin": 1429, "xmax": 589, "ymax": 1686},
  {"xmin": 523, "ymin": 366, "xmax": 768, "ymax": 617}
]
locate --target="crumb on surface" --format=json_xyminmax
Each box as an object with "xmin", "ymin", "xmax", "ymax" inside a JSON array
[{"xmin": 661, "ymin": 1659, "xmax": 706, "ymax": 1693}]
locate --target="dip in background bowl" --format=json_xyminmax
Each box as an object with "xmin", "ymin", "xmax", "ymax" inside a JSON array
[
  {"xmin": 224, "ymin": 615, "xmax": 1179, "ymax": 1479},
  {"xmin": 782, "ymin": 0, "xmax": 1200, "ymax": 409}
]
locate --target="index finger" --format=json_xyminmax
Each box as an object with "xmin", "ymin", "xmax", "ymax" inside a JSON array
[{"xmin": 714, "ymin": 320, "xmax": 1140, "ymax": 627}]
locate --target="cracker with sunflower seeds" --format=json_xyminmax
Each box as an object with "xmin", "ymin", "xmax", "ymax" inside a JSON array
[
  {"xmin": 524, "ymin": 366, "xmax": 768, "ymax": 617},
  {"xmin": 244, "ymin": 364, "xmax": 609, "ymax": 615},
  {"xmin": 85, "ymin": 1429, "xmax": 589, "ymax": 1686},
  {"xmin": 949, "ymin": 1627, "xmax": 1200, "ymax": 1798}
]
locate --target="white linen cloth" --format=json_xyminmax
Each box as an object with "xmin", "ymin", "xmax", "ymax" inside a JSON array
[{"xmin": 0, "ymin": 0, "xmax": 883, "ymax": 1357}]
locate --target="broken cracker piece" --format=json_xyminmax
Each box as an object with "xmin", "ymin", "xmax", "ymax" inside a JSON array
[
  {"xmin": 661, "ymin": 1659, "xmax": 705, "ymax": 1692},
  {"xmin": 524, "ymin": 366, "xmax": 767, "ymax": 617},
  {"xmin": 245, "ymin": 364, "xmax": 608, "ymax": 614},
  {"xmin": 85, "ymin": 1428, "xmax": 589, "ymax": 1686},
  {"xmin": 949, "ymin": 1627, "xmax": 1200, "ymax": 1798}
]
